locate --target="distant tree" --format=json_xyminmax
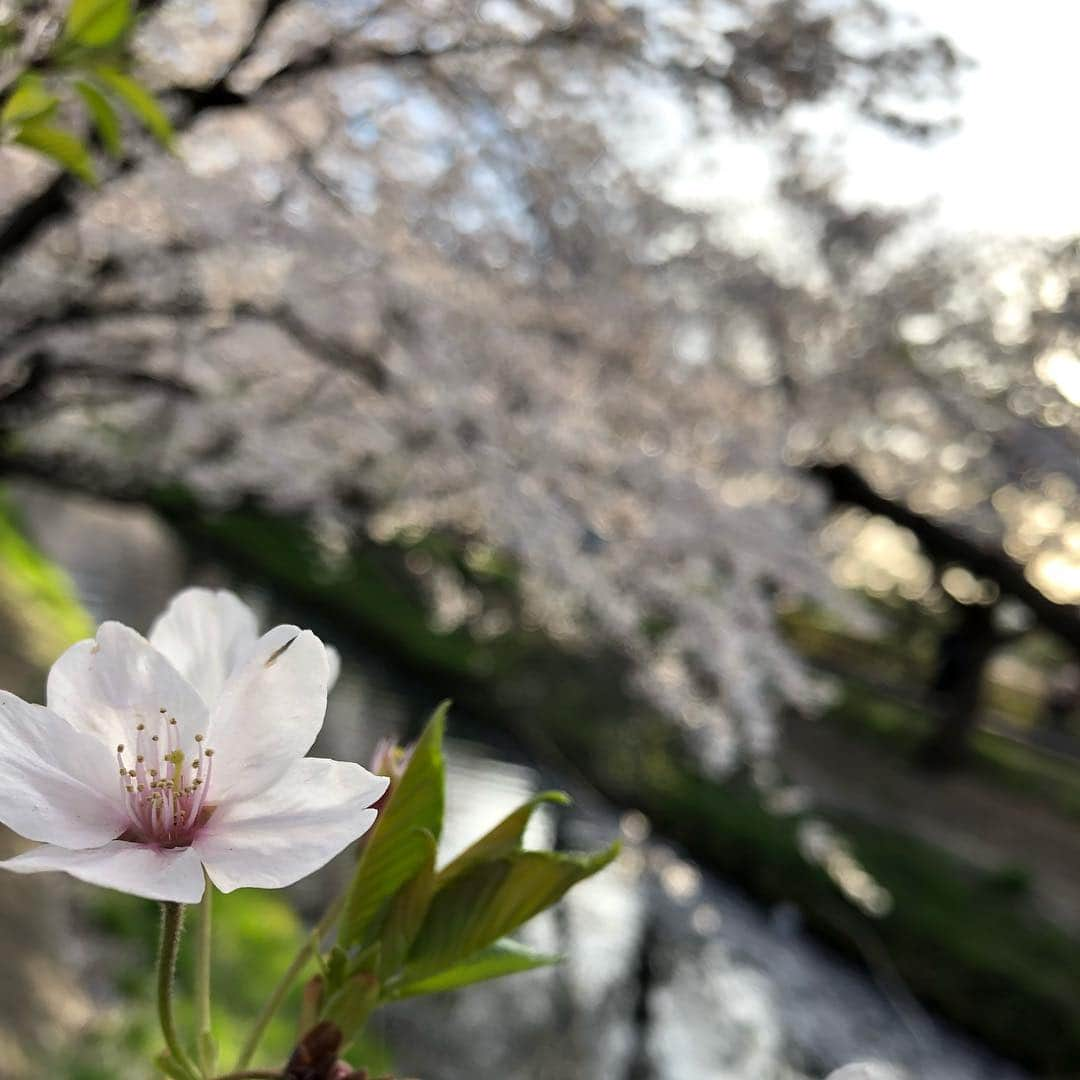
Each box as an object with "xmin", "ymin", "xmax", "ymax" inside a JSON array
[{"xmin": 0, "ymin": 0, "xmax": 973, "ymax": 769}]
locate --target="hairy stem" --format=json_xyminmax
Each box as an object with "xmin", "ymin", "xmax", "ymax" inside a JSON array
[
  {"xmin": 196, "ymin": 873, "xmax": 215, "ymax": 1076},
  {"xmin": 158, "ymin": 901, "xmax": 200, "ymax": 1080},
  {"xmin": 234, "ymin": 893, "xmax": 345, "ymax": 1070}
]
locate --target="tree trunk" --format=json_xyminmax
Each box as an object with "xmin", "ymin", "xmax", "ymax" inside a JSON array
[{"xmin": 918, "ymin": 602, "xmax": 998, "ymax": 771}]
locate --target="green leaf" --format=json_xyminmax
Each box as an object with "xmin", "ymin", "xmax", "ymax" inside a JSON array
[
  {"xmin": 340, "ymin": 702, "xmax": 448, "ymax": 948},
  {"xmin": 92, "ymin": 65, "xmax": 173, "ymax": 147},
  {"xmin": 326, "ymin": 944, "xmax": 348, "ymax": 994},
  {"xmin": 388, "ymin": 939, "xmax": 561, "ymax": 1000},
  {"xmin": 14, "ymin": 122, "xmax": 96, "ymax": 184},
  {"xmin": 437, "ymin": 790, "xmax": 571, "ymax": 886},
  {"xmin": 74, "ymin": 79, "xmax": 122, "ymax": 157},
  {"xmin": 321, "ymin": 971, "xmax": 380, "ymax": 1041},
  {"xmin": 376, "ymin": 829, "xmax": 437, "ymax": 980},
  {"xmin": 406, "ymin": 843, "xmax": 619, "ymax": 980},
  {"xmin": 1, "ymin": 74, "xmax": 59, "ymax": 128},
  {"xmin": 62, "ymin": 0, "xmax": 133, "ymax": 48}
]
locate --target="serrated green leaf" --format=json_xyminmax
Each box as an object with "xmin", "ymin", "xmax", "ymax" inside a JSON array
[
  {"xmin": 14, "ymin": 122, "xmax": 96, "ymax": 184},
  {"xmin": 377, "ymin": 829, "xmax": 437, "ymax": 980},
  {"xmin": 322, "ymin": 971, "xmax": 379, "ymax": 1041},
  {"xmin": 92, "ymin": 65, "xmax": 173, "ymax": 147},
  {"xmin": 62, "ymin": 0, "xmax": 132, "ymax": 47},
  {"xmin": 406, "ymin": 843, "xmax": 619, "ymax": 979},
  {"xmin": 389, "ymin": 939, "xmax": 561, "ymax": 1000},
  {"xmin": 437, "ymin": 790, "xmax": 571, "ymax": 887},
  {"xmin": 1, "ymin": 73, "xmax": 59, "ymax": 128},
  {"xmin": 74, "ymin": 79, "xmax": 122, "ymax": 157},
  {"xmin": 340, "ymin": 702, "xmax": 448, "ymax": 948}
]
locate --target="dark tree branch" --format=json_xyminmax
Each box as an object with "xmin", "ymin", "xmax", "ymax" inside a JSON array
[{"xmin": 810, "ymin": 461, "xmax": 1080, "ymax": 651}]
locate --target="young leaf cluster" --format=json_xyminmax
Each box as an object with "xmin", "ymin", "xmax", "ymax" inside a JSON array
[
  {"xmin": 313, "ymin": 703, "xmax": 618, "ymax": 1045},
  {"xmin": 0, "ymin": 0, "xmax": 172, "ymax": 183}
]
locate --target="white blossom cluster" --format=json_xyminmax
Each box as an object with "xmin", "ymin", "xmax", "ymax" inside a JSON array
[{"xmin": 0, "ymin": 0, "xmax": 964, "ymax": 767}]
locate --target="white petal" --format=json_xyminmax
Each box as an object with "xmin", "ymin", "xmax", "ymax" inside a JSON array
[
  {"xmin": 0, "ymin": 692, "xmax": 125, "ymax": 848},
  {"xmin": 195, "ymin": 757, "xmax": 387, "ymax": 893},
  {"xmin": 149, "ymin": 588, "xmax": 260, "ymax": 708},
  {"xmin": 1, "ymin": 840, "xmax": 205, "ymax": 902},
  {"xmin": 325, "ymin": 644, "xmax": 341, "ymax": 692},
  {"xmin": 206, "ymin": 627, "xmax": 329, "ymax": 802},
  {"xmin": 47, "ymin": 622, "xmax": 209, "ymax": 751}
]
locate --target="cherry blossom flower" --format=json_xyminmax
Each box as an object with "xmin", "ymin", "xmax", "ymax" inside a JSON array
[{"xmin": 0, "ymin": 588, "xmax": 387, "ymax": 903}]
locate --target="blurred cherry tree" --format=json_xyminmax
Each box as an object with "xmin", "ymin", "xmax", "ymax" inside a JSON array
[{"xmin": 2, "ymin": 0, "xmax": 1034, "ymax": 771}]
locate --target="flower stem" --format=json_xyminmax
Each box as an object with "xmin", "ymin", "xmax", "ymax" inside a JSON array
[
  {"xmin": 158, "ymin": 902, "xmax": 200, "ymax": 1080},
  {"xmin": 234, "ymin": 893, "xmax": 345, "ymax": 1070},
  {"xmin": 196, "ymin": 873, "xmax": 215, "ymax": 1076}
]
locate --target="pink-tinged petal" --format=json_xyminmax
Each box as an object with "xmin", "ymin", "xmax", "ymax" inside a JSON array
[
  {"xmin": 195, "ymin": 757, "xmax": 387, "ymax": 893},
  {"xmin": 0, "ymin": 692, "xmax": 125, "ymax": 848},
  {"xmin": 47, "ymin": 622, "xmax": 209, "ymax": 750},
  {"xmin": 149, "ymin": 588, "xmax": 259, "ymax": 708},
  {"xmin": 206, "ymin": 627, "xmax": 329, "ymax": 802},
  {"xmin": 1, "ymin": 840, "xmax": 205, "ymax": 902}
]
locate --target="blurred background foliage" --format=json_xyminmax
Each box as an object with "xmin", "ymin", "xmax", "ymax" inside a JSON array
[{"xmin": 2, "ymin": 0, "xmax": 1080, "ymax": 1077}]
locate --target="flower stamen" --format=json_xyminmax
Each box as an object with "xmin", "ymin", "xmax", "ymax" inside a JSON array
[{"xmin": 114, "ymin": 711, "xmax": 215, "ymax": 848}]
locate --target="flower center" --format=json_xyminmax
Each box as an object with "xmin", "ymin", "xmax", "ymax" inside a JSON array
[{"xmin": 116, "ymin": 708, "xmax": 215, "ymax": 848}]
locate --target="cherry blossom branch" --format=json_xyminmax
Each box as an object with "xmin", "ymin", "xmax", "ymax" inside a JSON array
[
  {"xmin": 158, "ymin": 902, "xmax": 201, "ymax": 1080},
  {"xmin": 234, "ymin": 893, "xmax": 345, "ymax": 1070}
]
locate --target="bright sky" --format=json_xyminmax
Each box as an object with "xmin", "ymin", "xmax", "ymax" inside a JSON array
[{"xmin": 840, "ymin": 0, "xmax": 1080, "ymax": 239}]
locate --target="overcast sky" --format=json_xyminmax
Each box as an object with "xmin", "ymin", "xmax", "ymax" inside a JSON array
[{"xmin": 840, "ymin": 0, "xmax": 1080, "ymax": 239}]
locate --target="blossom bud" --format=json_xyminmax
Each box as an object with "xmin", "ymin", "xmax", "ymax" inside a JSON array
[{"xmin": 368, "ymin": 738, "xmax": 412, "ymax": 815}]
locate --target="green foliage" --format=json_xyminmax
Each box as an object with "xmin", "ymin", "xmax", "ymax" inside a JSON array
[
  {"xmin": 0, "ymin": 487, "xmax": 94, "ymax": 666},
  {"xmin": 375, "ymin": 830, "xmax": 437, "ymax": 980},
  {"xmin": 62, "ymin": 0, "xmax": 133, "ymax": 48},
  {"xmin": 0, "ymin": 0, "xmax": 173, "ymax": 182},
  {"xmin": 341, "ymin": 703, "xmax": 447, "ymax": 950},
  {"xmin": 388, "ymin": 939, "xmax": 561, "ymax": 1000},
  {"xmin": 436, "ymin": 790, "xmax": 571, "ymax": 885},
  {"xmin": 403, "ymin": 845, "xmax": 617, "ymax": 982},
  {"xmin": 15, "ymin": 121, "xmax": 97, "ymax": 182},
  {"xmin": 325, "ymin": 703, "xmax": 615, "ymax": 1043},
  {"xmin": 91, "ymin": 65, "xmax": 174, "ymax": 147},
  {"xmin": 1, "ymin": 73, "xmax": 59, "ymax": 126},
  {"xmin": 75, "ymin": 79, "xmax": 123, "ymax": 157}
]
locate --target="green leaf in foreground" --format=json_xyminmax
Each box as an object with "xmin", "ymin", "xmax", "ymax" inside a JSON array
[
  {"xmin": 1, "ymin": 74, "xmax": 59, "ymax": 128},
  {"xmin": 92, "ymin": 65, "xmax": 174, "ymax": 147},
  {"xmin": 322, "ymin": 971, "xmax": 380, "ymax": 1041},
  {"xmin": 436, "ymin": 789, "xmax": 571, "ymax": 886},
  {"xmin": 75, "ymin": 79, "xmax": 122, "ymax": 157},
  {"xmin": 376, "ymin": 829, "xmax": 437, "ymax": 980},
  {"xmin": 340, "ymin": 702, "xmax": 447, "ymax": 949},
  {"xmin": 14, "ymin": 122, "xmax": 96, "ymax": 183},
  {"xmin": 388, "ymin": 939, "xmax": 561, "ymax": 1000},
  {"xmin": 62, "ymin": 0, "xmax": 133, "ymax": 48},
  {"xmin": 405, "ymin": 843, "xmax": 619, "ymax": 979}
]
